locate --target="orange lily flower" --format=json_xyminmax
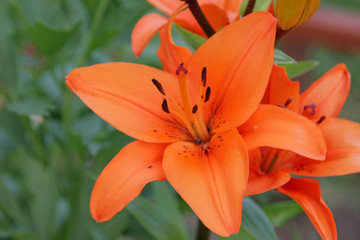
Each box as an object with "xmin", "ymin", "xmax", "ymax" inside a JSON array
[
  {"xmin": 66, "ymin": 13, "xmax": 277, "ymax": 236},
  {"xmin": 131, "ymin": 0, "xmax": 243, "ymax": 56},
  {"xmin": 239, "ymin": 63, "xmax": 360, "ymax": 240}
]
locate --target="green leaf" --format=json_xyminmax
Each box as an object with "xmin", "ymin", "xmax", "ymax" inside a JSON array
[
  {"xmin": 174, "ymin": 24, "xmax": 206, "ymax": 51},
  {"xmin": 274, "ymin": 49, "xmax": 296, "ymax": 65},
  {"xmin": 0, "ymin": 178, "xmax": 33, "ymax": 233},
  {"xmin": 127, "ymin": 182, "xmax": 188, "ymax": 240},
  {"xmin": 26, "ymin": 21, "xmax": 80, "ymax": 55},
  {"xmin": 7, "ymin": 98, "xmax": 55, "ymax": 117},
  {"xmin": 217, "ymin": 197, "xmax": 277, "ymax": 240},
  {"xmin": 282, "ymin": 60, "xmax": 320, "ymax": 79},
  {"xmin": 152, "ymin": 181, "xmax": 188, "ymax": 237},
  {"xmin": 21, "ymin": 158, "xmax": 59, "ymax": 239},
  {"xmin": 263, "ymin": 201, "xmax": 303, "ymax": 227}
]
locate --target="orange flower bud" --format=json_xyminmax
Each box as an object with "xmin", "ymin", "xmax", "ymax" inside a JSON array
[{"xmin": 275, "ymin": 0, "xmax": 321, "ymax": 30}]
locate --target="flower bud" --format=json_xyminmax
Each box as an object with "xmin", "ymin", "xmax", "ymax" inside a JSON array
[{"xmin": 275, "ymin": 0, "xmax": 321, "ymax": 30}]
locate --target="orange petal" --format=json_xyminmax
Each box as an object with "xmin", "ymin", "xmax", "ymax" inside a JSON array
[
  {"xmin": 217, "ymin": 0, "xmax": 243, "ymax": 21},
  {"xmin": 157, "ymin": 4, "xmax": 194, "ymax": 73},
  {"xmin": 175, "ymin": 3, "xmax": 229, "ymax": 37},
  {"xmin": 163, "ymin": 129, "xmax": 248, "ymax": 236},
  {"xmin": 147, "ymin": 0, "xmax": 182, "ymax": 16},
  {"xmin": 292, "ymin": 148, "xmax": 360, "ymax": 177},
  {"xmin": 187, "ymin": 12, "xmax": 276, "ymax": 132},
  {"xmin": 238, "ymin": 105, "xmax": 326, "ymax": 160},
  {"xmin": 278, "ymin": 178, "xmax": 337, "ymax": 240},
  {"xmin": 262, "ymin": 65, "xmax": 300, "ymax": 113},
  {"xmin": 131, "ymin": 13, "xmax": 168, "ymax": 57},
  {"xmin": 300, "ymin": 63, "xmax": 350, "ymax": 119},
  {"xmin": 319, "ymin": 117, "xmax": 360, "ymax": 149},
  {"xmin": 245, "ymin": 169, "xmax": 291, "ymax": 196},
  {"xmin": 291, "ymin": 117, "xmax": 360, "ymax": 176},
  {"xmin": 66, "ymin": 63, "xmax": 186, "ymax": 143},
  {"xmin": 90, "ymin": 141, "xmax": 168, "ymax": 222}
]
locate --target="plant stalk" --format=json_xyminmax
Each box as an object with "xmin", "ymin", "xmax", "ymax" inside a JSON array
[
  {"xmin": 244, "ymin": 0, "xmax": 256, "ymax": 16},
  {"xmin": 184, "ymin": 0, "xmax": 215, "ymax": 38},
  {"xmin": 195, "ymin": 218, "xmax": 210, "ymax": 240}
]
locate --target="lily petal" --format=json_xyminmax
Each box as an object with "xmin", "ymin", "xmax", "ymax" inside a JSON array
[
  {"xmin": 157, "ymin": 4, "xmax": 194, "ymax": 73},
  {"xmin": 187, "ymin": 12, "xmax": 276, "ymax": 132},
  {"xmin": 131, "ymin": 13, "xmax": 168, "ymax": 57},
  {"xmin": 217, "ymin": 0, "xmax": 243, "ymax": 21},
  {"xmin": 278, "ymin": 178, "xmax": 337, "ymax": 240},
  {"xmin": 245, "ymin": 169, "xmax": 291, "ymax": 196},
  {"xmin": 292, "ymin": 117, "xmax": 360, "ymax": 176},
  {"xmin": 319, "ymin": 117, "xmax": 360, "ymax": 149},
  {"xmin": 238, "ymin": 105, "xmax": 326, "ymax": 160},
  {"xmin": 90, "ymin": 141, "xmax": 168, "ymax": 222},
  {"xmin": 300, "ymin": 63, "xmax": 350, "ymax": 119},
  {"xmin": 66, "ymin": 63, "xmax": 187, "ymax": 143},
  {"xmin": 163, "ymin": 129, "xmax": 248, "ymax": 236},
  {"xmin": 263, "ymin": 65, "xmax": 300, "ymax": 113},
  {"xmin": 292, "ymin": 148, "xmax": 360, "ymax": 177},
  {"xmin": 147, "ymin": 0, "xmax": 182, "ymax": 16}
]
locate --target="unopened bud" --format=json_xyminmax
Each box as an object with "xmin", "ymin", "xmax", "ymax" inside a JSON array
[{"xmin": 276, "ymin": 0, "xmax": 321, "ymax": 30}]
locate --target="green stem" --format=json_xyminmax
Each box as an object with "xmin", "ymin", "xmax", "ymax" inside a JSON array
[
  {"xmin": 244, "ymin": 0, "xmax": 256, "ymax": 16},
  {"xmin": 195, "ymin": 218, "xmax": 210, "ymax": 240},
  {"xmin": 184, "ymin": 0, "xmax": 215, "ymax": 38},
  {"xmin": 76, "ymin": 0, "xmax": 110, "ymax": 66}
]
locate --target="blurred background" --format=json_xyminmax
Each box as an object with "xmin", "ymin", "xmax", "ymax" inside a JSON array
[{"xmin": 0, "ymin": 0, "xmax": 359, "ymax": 239}]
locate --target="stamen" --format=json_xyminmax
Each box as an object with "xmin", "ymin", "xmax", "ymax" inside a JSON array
[
  {"xmin": 204, "ymin": 87, "xmax": 211, "ymax": 102},
  {"xmin": 284, "ymin": 97, "xmax": 293, "ymax": 107},
  {"xmin": 152, "ymin": 78, "xmax": 165, "ymax": 95},
  {"xmin": 176, "ymin": 63, "xmax": 188, "ymax": 75},
  {"xmin": 192, "ymin": 105, "xmax": 198, "ymax": 114},
  {"xmin": 276, "ymin": 104, "xmax": 286, "ymax": 109},
  {"xmin": 303, "ymin": 103, "xmax": 316, "ymax": 116},
  {"xmin": 195, "ymin": 138, "xmax": 202, "ymax": 145},
  {"xmin": 162, "ymin": 99, "xmax": 170, "ymax": 113},
  {"xmin": 317, "ymin": 115, "xmax": 326, "ymax": 124},
  {"xmin": 201, "ymin": 67, "xmax": 207, "ymax": 87}
]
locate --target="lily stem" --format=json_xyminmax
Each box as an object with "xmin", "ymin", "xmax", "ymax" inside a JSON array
[
  {"xmin": 195, "ymin": 218, "xmax": 210, "ymax": 240},
  {"xmin": 244, "ymin": 0, "xmax": 256, "ymax": 16},
  {"xmin": 275, "ymin": 26, "xmax": 289, "ymax": 42},
  {"xmin": 184, "ymin": 0, "xmax": 215, "ymax": 38}
]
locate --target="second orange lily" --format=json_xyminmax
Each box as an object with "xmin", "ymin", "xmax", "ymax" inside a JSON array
[{"xmin": 239, "ymin": 63, "xmax": 360, "ymax": 240}]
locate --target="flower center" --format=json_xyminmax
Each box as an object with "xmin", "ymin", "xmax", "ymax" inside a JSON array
[
  {"xmin": 302, "ymin": 103, "xmax": 326, "ymax": 124},
  {"xmin": 152, "ymin": 63, "xmax": 211, "ymax": 143}
]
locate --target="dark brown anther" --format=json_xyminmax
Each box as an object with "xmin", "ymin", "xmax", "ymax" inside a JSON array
[
  {"xmin": 152, "ymin": 78, "xmax": 165, "ymax": 95},
  {"xmin": 176, "ymin": 63, "xmax": 188, "ymax": 75},
  {"xmin": 204, "ymin": 87, "xmax": 211, "ymax": 102},
  {"xmin": 317, "ymin": 115, "xmax": 326, "ymax": 124},
  {"xmin": 304, "ymin": 103, "xmax": 316, "ymax": 116},
  {"xmin": 162, "ymin": 99, "xmax": 170, "ymax": 113},
  {"xmin": 192, "ymin": 105, "xmax": 198, "ymax": 113},
  {"xmin": 284, "ymin": 97, "xmax": 293, "ymax": 107},
  {"xmin": 195, "ymin": 138, "xmax": 202, "ymax": 145},
  {"xmin": 201, "ymin": 67, "xmax": 207, "ymax": 87},
  {"xmin": 276, "ymin": 104, "xmax": 286, "ymax": 109}
]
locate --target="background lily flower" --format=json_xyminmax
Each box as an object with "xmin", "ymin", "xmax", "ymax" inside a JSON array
[
  {"xmin": 239, "ymin": 63, "xmax": 360, "ymax": 240},
  {"xmin": 131, "ymin": 0, "xmax": 243, "ymax": 56},
  {"xmin": 66, "ymin": 12, "xmax": 276, "ymax": 236},
  {"xmin": 275, "ymin": 0, "xmax": 321, "ymax": 30}
]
